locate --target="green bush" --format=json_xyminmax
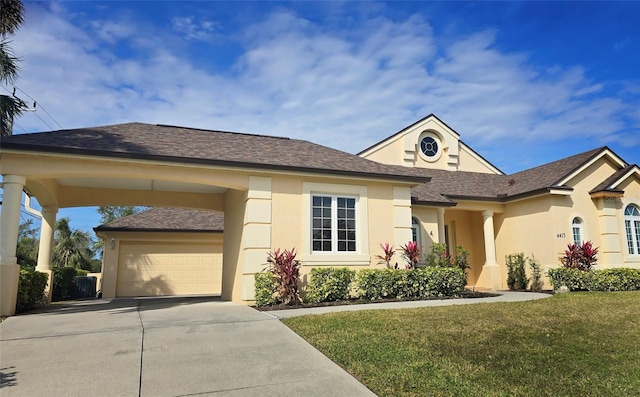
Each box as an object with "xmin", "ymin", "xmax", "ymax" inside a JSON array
[
  {"xmin": 356, "ymin": 268, "xmax": 465, "ymax": 300},
  {"xmin": 506, "ymin": 253, "xmax": 529, "ymax": 290},
  {"xmin": 547, "ymin": 268, "xmax": 640, "ymax": 292},
  {"xmin": 305, "ymin": 268, "xmax": 356, "ymax": 303},
  {"xmin": 16, "ymin": 269, "xmax": 49, "ymax": 313},
  {"xmin": 355, "ymin": 269, "xmax": 398, "ymax": 300},
  {"xmin": 254, "ymin": 272, "xmax": 277, "ymax": 307},
  {"xmin": 52, "ymin": 267, "xmax": 88, "ymax": 302},
  {"xmin": 529, "ymin": 256, "xmax": 544, "ymax": 292}
]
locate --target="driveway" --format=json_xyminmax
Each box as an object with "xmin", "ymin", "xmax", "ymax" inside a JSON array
[{"xmin": 0, "ymin": 297, "xmax": 374, "ymax": 396}]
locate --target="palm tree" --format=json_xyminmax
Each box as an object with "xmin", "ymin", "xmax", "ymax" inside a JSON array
[
  {"xmin": 53, "ymin": 217, "xmax": 95, "ymax": 271},
  {"xmin": 0, "ymin": 0, "xmax": 25, "ymax": 136}
]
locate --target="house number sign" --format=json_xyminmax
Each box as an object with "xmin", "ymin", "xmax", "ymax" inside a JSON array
[{"xmin": 556, "ymin": 233, "xmax": 566, "ymax": 238}]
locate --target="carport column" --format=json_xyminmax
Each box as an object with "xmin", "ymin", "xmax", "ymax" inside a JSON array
[
  {"xmin": 476, "ymin": 210, "xmax": 502, "ymax": 291},
  {"xmin": 36, "ymin": 206, "xmax": 58, "ymax": 303},
  {"xmin": 0, "ymin": 175, "xmax": 26, "ymax": 316},
  {"xmin": 241, "ymin": 176, "xmax": 272, "ymax": 301},
  {"xmin": 437, "ymin": 208, "xmax": 446, "ymax": 244}
]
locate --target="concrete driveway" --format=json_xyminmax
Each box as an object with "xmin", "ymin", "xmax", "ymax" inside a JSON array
[{"xmin": 0, "ymin": 297, "xmax": 374, "ymax": 396}]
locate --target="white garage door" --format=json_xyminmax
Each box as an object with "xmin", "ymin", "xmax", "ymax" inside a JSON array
[{"xmin": 116, "ymin": 242, "xmax": 223, "ymax": 297}]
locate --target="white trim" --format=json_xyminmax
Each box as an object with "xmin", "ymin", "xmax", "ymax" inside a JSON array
[
  {"xmin": 556, "ymin": 149, "xmax": 626, "ymax": 186},
  {"xmin": 549, "ymin": 188, "xmax": 573, "ymax": 196},
  {"xmin": 609, "ymin": 166, "xmax": 640, "ymax": 189},
  {"xmin": 459, "ymin": 142, "xmax": 504, "ymax": 175},
  {"xmin": 417, "ymin": 131, "xmax": 444, "ymax": 163}
]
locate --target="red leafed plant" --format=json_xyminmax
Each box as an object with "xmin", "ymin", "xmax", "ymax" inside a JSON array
[
  {"xmin": 561, "ymin": 241, "xmax": 598, "ymax": 271},
  {"xmin": 376, "ymin": 243, "xmax": 395, "ymax": 268},
  {"xmin": 267, "ymin": 248, "xmax": 301, "ymax": 305},
  {"xmin": 400, "ymin": 241, "xmax": 421, "ymax": 269}
]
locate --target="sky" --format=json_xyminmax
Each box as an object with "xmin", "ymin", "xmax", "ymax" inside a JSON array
[{"xmin": 3, "ymin": 0, "xmax": 640, "ymax": 236}]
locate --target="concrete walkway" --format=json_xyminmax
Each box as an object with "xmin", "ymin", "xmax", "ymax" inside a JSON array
[
  {"xmin": 0, "ymin": 297, "xmax": 374, "ymax": 397},
  {"xmin": 264, "ymin": 291, "xmax": 553, "ymax": 319}
]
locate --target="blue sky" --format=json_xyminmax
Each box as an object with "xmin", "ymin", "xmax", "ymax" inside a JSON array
[{"xmin": 5, "ymin": 1, "xmax": 640, "ymax": 234}]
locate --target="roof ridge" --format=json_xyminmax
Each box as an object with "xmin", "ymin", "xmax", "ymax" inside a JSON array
[
  {"xmin": 155, "ymin": 124, "xmax": 290, "ymax": 140},
  {"xmin": 508, "ymin": 146, "xmax": 605, "ymax": 178}
]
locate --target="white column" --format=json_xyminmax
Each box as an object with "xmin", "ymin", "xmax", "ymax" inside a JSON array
[
  {"xmin": 437, "ymin": 208, "xmax": 446, "ymax": 244},
  {"xmin": 36, "ymin": 206, "xmax": 58, "ymax": 303},
  {"xmin": 0, "ymin": 175, "xmax": 26, "ymax": 316},
  {"xmin": 476, "ymin": 210, "xmax": 502, "ymax": 291},
  {"xmin": 36, "ymin": 207, "xmax": 57, "ymax": 272}
]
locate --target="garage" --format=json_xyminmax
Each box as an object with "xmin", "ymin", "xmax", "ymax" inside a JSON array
[
  {"xmin": 116, "ymin": 241, "xmax": 222, "ymax": 297},
  {"xmin": 95, "ymin": 207, "xmax": 225, "ymax": 298}
]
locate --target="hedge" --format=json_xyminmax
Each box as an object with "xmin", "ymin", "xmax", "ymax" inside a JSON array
[
  {"xmin": 17, "ymin": 269, "xmax": 49, "ymax": 313},
  {"xmin": 547, "ymin": 267, "xmax": 640, "ymax": 292},
  {"xmin": 254, "ymin": 267, "xmax": 466, "ymax": 307},
  {"xmin": 305, "ymin": 268, "xmax": 356, "ymax": 303},
  {"xmin": 356, "ymin": 267, "xmax": 466, "ymax": 300},
  {"xmin": 52, "ymin": 267, "xmax": 88, "ymax": 302}
]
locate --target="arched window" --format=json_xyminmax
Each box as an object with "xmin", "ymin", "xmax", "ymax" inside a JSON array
[
  {"xmin": 572, "ymin": 217, "xmax": 583, "ymax": 245},
  {"xmin": 624, "ymin": 204, "xmax": 640, "ymax": 255},
  {"xmin": 411, "ymin": 217, "xmax": 421, "ymax": 245}
]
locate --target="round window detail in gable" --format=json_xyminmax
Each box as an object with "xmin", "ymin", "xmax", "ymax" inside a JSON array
[{"xmin": 418, "ymin": 132, "xmax": 443, "ymax": 162}]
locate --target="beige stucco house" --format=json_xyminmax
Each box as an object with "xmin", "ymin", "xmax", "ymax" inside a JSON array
[{"xmin": 1, "ymin": 114, "xmax": 639, "ymax": 315}]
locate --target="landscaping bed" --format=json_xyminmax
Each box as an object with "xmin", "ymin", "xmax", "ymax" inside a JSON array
[{"xmin": 254, "ymin": 290, "xmax": 501, "ymax": 311}]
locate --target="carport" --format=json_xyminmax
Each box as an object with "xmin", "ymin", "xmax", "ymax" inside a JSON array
[
  {"xmin": 0, "ymin": 123, "xmax": 283, "ymax": 315},
  {"xmin": 0, "ymin": 122, "xmax": 428, "ymax": 316}
]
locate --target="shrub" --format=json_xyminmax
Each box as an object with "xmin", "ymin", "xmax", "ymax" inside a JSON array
[
  {"xmin": 425, "ymin": 242, "xmax": 450, "ymax": 268},
  {"xmin": 16, "ymin": 269, "xmax": 49, "ymax": 313},
  {"xmin": 375, "ymin": 243, "xmax": 395, "ymax": 268},
  {"xmin": 266, "ymin": 248, "xmax": 301, "ymax": 305},
  {"xmin": 547, "ymin": 268, "xmax": 640, "ymax": 292},
  {"xmin": 589, "ymin": 269, "xmax": 640, "ymax": 291},
  {"xmin": 356, "ymin": 269, "xmax": 398, "ymax": 300},
  {"xmin": 547, "ymin": 268, "xmax": 590, "ymax": 291},
  {"xmin": 52, "ymin": 267, "xmax": 88, "ymax": 301},
  {"xmin": 254, "ymin": 272, "xmax": 277, "ymax": 307},
  {"xmin": 305, "ymin": 268, "xmax": 356, "ymax": 303},
  {"xmin": 529, "ymin": 256, "xmax": 544, "ymax": 292},
  {"xmin": 356, "ymin": 268, "xmax": 465, "ymax": 300},
  {"xmin": 506, "ymin": 253, "xmax": 529, "ymax": 290},
  {"xmin": 560, "ymin": 241, "xmax": 598, "ymax": 271},
  {"xmin": 400, "ymin": 241, "xmax": 421, "ymax": 269}
]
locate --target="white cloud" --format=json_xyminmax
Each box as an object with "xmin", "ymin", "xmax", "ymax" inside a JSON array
[{"xmin": 7, "ymin": 3, "xmax": 639, "ymax": 162}]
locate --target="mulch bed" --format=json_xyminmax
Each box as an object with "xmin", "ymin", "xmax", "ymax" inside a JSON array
[{"xmin": 255, "ymin": 290, "xmax": 503, "ymax": 311}]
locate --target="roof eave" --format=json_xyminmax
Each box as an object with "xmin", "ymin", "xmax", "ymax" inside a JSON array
[{"xmin": 3, "ymin": 143, "xmax": 431, "ymax": 184}]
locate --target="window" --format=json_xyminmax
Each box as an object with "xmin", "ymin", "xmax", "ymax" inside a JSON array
[
  {"xmin": 624, "ymin": 204, "xmax": 640, "ymax": 255},
  {"xmin": 417, "ymin": 131, "xmax": 443, "ymax": 162},
  {"xmin": 312, "ymin": 195, "xmax": 356, "ymax": 252},
  {"xmin": 411, "ymin": 217, "xmax": 421, "ymax": 245},
  {"xmin": 572, "ymin": 217, "xmax": 583, "ymax": 245}
]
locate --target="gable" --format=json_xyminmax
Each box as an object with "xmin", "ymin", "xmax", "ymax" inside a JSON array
[{"xmin": 359, "ymin": 114, "xmax": 502, "ymax": 174}]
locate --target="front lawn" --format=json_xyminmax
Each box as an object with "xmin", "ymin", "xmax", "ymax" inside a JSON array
[{"xmin": 284, "ymin": 292, "xmax": 640, "ymax": 397}]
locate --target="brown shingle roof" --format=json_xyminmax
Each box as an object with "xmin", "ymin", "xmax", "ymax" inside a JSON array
[
  {"xmin": 94, "ymin": 207, "xmax": 224, "ymax": 232},
  {"xmin": 590, "ymin": 165, "xmax": 639, "ymax": 194},
  {"xmin": 411, "ymin": 147, "xmax": 611, "ymax": 204},
  {"xmin": 1, "ymin": 123, "xmax": 429, "ymax": 183}
]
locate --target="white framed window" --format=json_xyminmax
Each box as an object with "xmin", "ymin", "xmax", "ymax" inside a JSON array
[
  {"xmin": 411, "ymin": 217, "xmax": 421, "ymax": 245},
  {"xmin": 312, "ymin": 195, "xmax": 357, "ymax": 252},
  {"xmin": 624, "ymin": 204, "xmax": 640, "ymax": 255},
  {"xmin": 572, "ymin": 217, "xmax": 583, "ymax": 245},
  {"xmin": 302, "ymin": 182, "xmax": 370, "ymax": 265}
]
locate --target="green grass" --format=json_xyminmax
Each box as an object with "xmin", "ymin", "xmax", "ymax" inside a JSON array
[{"xmin": 284, "ymin": 292, "xmax": 640, "ymax": 397}]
